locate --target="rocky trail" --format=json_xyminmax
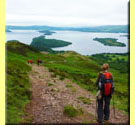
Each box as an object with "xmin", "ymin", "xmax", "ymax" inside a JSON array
[{"xmin": 24, "ymin": 64, "xmax": 128, "ymax": 124}]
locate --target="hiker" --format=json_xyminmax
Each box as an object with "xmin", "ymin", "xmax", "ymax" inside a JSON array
[
  {"xmin": 96, "ymin": 63, "xmax": 114, "ymax": 123},
  {"xmin": 27, "ymin": 60, "xmax": 33, "ymax": 64},
  {"xmin": 37, "ymin": 59, "xmax": 42, "ymax": 66}
]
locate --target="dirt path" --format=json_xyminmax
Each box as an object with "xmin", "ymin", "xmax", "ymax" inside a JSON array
[{"xmin": 25, "ymin": 64, "xmax": 128, "ymax": 124}]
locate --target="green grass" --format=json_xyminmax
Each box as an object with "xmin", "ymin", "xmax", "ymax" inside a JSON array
[
  {"xmin": 66, "ymin": 84, "xmax": 73, "ymax": 88},
  {"xmin": 47, "ymin": 83, "xmax": 54, "ymax": 86},
  {"xmin": 66, "ymin": 84, "xmax": 77, "ymax": 93},
  {"xmin": 6, "ymin": 40, "xmax": 129, "ymax": 124},
  {"xmin": 6, "ymin": 41, "xmax": 46, "ymax": 124},
  {"xmin": 51, "ymin": 73, "xmax": 57, "ymax": 78},
  {"xmin": 6, "ymin": 53, "xmax": 32, "ymax": 123},
  {"xmin": 63, "ymin": 105, "xmax": 83, "ymax": 117},
  {"xmin": 77, "ymin": 96, "xmax": 91, "ymax": 104}
]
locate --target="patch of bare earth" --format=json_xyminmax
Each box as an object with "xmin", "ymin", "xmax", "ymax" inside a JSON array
[{"xmin": 24, "ymin": 64, "xmax": 128, "ymax": 124}]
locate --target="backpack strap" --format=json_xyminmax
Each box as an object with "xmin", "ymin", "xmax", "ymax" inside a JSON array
[{"xmin": 103, "ymin": 72, "xmax": 112, "ymax": 79}]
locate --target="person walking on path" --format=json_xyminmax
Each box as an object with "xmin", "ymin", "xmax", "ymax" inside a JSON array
[
  {"xmin": 96, "ymin": 63, "xmax": 114, "ymax": 123},
  {"xmin": 37, "ymin": 59, "xmax": 42, "ymax": 66}
]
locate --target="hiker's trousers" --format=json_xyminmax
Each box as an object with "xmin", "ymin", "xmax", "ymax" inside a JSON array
[{"xmin": 97, "ymin": 95, "xmax": 111, "ymax": 122}]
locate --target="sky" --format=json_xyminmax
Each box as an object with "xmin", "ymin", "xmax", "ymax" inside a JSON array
[{"xmin": 5, "ymin": 0, "xmax": 129, "ymax": 27}]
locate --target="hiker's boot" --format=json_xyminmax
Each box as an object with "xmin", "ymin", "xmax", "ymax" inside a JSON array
[{"xmin": 97, "ymin": 119, "xmax": 102, "ymax": 123}]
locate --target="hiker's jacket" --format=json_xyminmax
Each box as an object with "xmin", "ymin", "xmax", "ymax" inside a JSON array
[{"xmin": 96, "ymin": 72, "xmax": 114, "ymax": 96}]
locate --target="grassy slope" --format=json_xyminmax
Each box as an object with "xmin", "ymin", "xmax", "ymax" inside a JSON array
[
  {"xmin": 6, "ymin": 41, "xmax": 46, "ymax": 123},
  {"xmin": 7, "ymin": 52, "xmax": 31, "ymax": 123},
  {"xmin": 6, "ymin": 41, "xmax": 128, "ymax": 124}
]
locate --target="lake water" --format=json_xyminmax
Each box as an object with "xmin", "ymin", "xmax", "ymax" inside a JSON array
[{"xmin": 6, "ymin": 30, "xmax": 128, "ymax": 55}]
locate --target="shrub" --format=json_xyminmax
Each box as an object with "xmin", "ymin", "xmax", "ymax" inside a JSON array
[
  {"xmin": 66, "ymin": 84, "xmax": 73, "ymax": 88},
  {"xmin": 48, "ymin": 83, "xmax": 54, "ymax": 86},
  {"xmin": 77, "ymin": 96, "xmax": 91, "ymax": 104},
  {"xmin": 63, "ymin": 105, "xmax": 79, "ymax": 117}
]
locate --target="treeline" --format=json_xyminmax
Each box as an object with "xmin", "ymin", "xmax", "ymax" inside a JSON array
[{"xmin": 90, "ymin": 53, "xmax": 129, "ymax": 73}]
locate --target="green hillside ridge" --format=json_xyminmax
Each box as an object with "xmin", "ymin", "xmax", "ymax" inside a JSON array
[
  {"xmin": 30, "ymin": 36, "xmax": 72, "ymax": 53},
  {"xmin": 6, "ymin": 41, "xmax": 128, "ymax": 124},
  {"xmin": 93, "ymin": 38, "xmax": 126, "ymax": 47},
  {"xmin": 6, "ymin": 25, "xmax": 128, "ymax": 33}
]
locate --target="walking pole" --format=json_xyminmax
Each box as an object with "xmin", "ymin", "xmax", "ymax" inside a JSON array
[
  {"xmin": 95, "ymin": 97, "xmax": 98, "ymax": 120},
  {"xmin": 112, "ymin": 95, "xmax": 116, "ymax": 119}
]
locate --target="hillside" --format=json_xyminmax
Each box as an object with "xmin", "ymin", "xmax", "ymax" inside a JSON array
[
  {"xmin": 6, "ymin": 25, "xmax": 128, "ymax": 33},
  {"xmin": 6, "ymin": 41, "xmax": 128, "ymax": 124}
]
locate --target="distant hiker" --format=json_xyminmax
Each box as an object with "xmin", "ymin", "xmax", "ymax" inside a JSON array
[
  {"xmin": 37, "ymin": 59, "xmax": 42, "ymax": 66},
  {"xmin": 27, "ymin": 60, "xmax": 34, "ymax": 64},
  {"xmin": 96, "ymin": 63, "xmax": 114, "ymax": 123}
]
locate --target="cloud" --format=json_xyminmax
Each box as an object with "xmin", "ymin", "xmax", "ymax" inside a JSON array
[{"xmin": 5, "ymin": 0, "xmax": 129, "ymax": 26}]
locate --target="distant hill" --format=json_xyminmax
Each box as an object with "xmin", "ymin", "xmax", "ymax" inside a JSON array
[{"xmin": 6, "ymin": 25, "xmax": 128, "ymax": 33}]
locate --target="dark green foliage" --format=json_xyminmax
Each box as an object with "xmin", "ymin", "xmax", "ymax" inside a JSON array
[
  {"xmin": 30, "ymin": 36, "xmax": 71, "ymax": 52},
  {"xmin": 90, "ymin": 53, "xmax": 129, "ymax": 73},
  {"xmin": 93, "ymin": 38, "xmax": 126, "ymax": 47},
  {"xmin": 47, "ymin": 83, "xmax": 54, "ymax": 86}
]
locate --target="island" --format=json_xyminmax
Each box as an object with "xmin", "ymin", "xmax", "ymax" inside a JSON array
[
  {"xmin": 30, "ymin": 36, "xmax": 72, "ymax": 53},
  {"xmin": 5, "ymin": 29, "xmax": 12, "ymax": 32},
  {"xmin": 93, "ymin": 38, "xmax": 126, "ymax": 47},
  {"xmin": 38, "ymin": 30, "xmax": 56, "ymax": 35},
  {"xmin": 120, "ymin": 34, "xmax": 130, "ymax": 39}
]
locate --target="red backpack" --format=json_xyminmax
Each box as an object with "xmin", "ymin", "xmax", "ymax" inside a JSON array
[{"xmin": 103, "ymin": 72, "xmax": 112, "ymax": 96}]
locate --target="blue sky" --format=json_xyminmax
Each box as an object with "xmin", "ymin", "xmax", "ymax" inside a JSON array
[{"xmin": 6, "ymin": 0, "xmax": 129, "ymax": 26}]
